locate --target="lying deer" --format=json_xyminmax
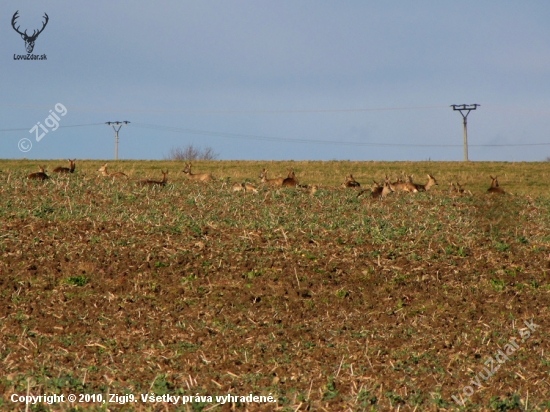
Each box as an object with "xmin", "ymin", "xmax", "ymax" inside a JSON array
[
  {"xmin": 182, "ymin": 163, "xmax": 213, "ymax": 182},
  {"xmin": 53, "ymin": 159, "xmax": 76, "ymax": 174},
  {"xmin": 358, "ymin": 179, "xmax": 394, "ymax": 199},
  {"xmin": 388, "ymin": 175, "xmax": 418, "ymax": 193},
  {"xmin": 371, "ymin": 179, "xmax": 394, "ymax": 199},
  {"xmin": 342, "ymin": 174, "xmax": 361, "ymax": 188},
  {"xmin": 139, "ymin": 170, "xmax": 168, "ymax": 187},
  {"xmin": 98, "ymin": 164, "xmax": 128, "ymax": 179},
  {"xmin": 232, "ymin": 182, "xmax": 258, "ymax": 193},
  {"xmin": 27, "ymin": 165, "xmax": 49, "ymax": 180},
  {"xmin": 487, "ymin": 176, "xmax": 505, "ymax": 194},
  {"xmin": 259, "ymin": 168, "xmax": 284, "ymax": 187},
  {"xmin": 449, "ymin": 181, "xmax": 471, "ymax": 194},
  {"xmin": 413, "ymin": 174, "xmax": 438, "ymax": 192},
  {"xmin": 282, "ymin": 169, "xmax": 299, "ymax": 187}
]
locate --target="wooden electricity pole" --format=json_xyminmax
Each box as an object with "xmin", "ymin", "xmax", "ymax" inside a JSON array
[{"xmin": 451, "ymin": 104, "xmax": 479, "ymax": 161}]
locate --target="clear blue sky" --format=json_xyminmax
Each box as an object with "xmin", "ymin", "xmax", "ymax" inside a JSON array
[{"xmin": 1, "ymin": 1, "xmax": 550, "ymax": 161}]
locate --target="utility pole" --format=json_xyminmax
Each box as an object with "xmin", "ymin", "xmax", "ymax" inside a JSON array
[
  {"xmin": 451, "ymin": 104, "xmax": 479, "ymax": 161},
  {"xmin": 106, "ymin": 121, "xmax": 130, "ymax": 160}
]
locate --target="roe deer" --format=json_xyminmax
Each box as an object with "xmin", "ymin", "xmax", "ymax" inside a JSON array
[
  {"xmin": 182, "ymin": 163, "xmax": 213, "ymax": 182},
  {"xmin": 370, "ymin": 179, "xmax": 394, "ymax": 199},
  {"xmin": 449, "ymin": 182, "xmax": 462, "ymax": 193},
  {"xmin": 487, "ymin": 176, "xmax": 505, "ymax": 194},
  {"xmin": 231, "ymin": 182, "xmax": 244, "ymax": 192},
  {"xmin": 342, "ymin": 174, "xmax": 361, "ymax": 188},
  {"xmin": 98, "ymin": 163, "xmax": 128, "ymax": 179},
  {"xmin": 244, "ymin": 182, "xmax": 258, "ymax": 193},
  {"xmin": 282, "ymin": 169, "xmax": 299, "ymax": 187},
  {"xmin": 388, "ymin": 175, "xmax": 418, "ymax": 193},
  {"xmin": 357, "ymin": 181, "xmax": 377, "ymax": 198},
  {"xmin": 27, "ymin": 165, "xmax": 49, "ymax": 180},
  {"xmin": 139, "ymin": 170, "xmax": 168, "ymax": 187},
  {"xmin": 413, "ymin": 174, "xmax": 438, "ymax": 192},
  {"xmin": 449, "ymin": 182, "xmax": 472, "ymax": 195},
  {"xmin": 232, "ymin": 182, "xmax": 258, "ymax": 193},
  {"xmin": 53, "ymin": 159, "xmax": 76, "ymax": 173},
  {"xmin": 259, "ymin": 168, "xmax": 284, "ymax": 187}
]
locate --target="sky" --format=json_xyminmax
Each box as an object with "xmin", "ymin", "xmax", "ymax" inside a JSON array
[{"xmin": 1, "ymin": 1, "xmax": 550, "ymax": 161}]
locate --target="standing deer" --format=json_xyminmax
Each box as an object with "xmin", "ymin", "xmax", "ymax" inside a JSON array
[
  {"xmin": 139, "ymin": 170, "xmax": 168, "ymax": 187},
  {"xmin": 342, "ymin": 174, "xmax": 361, "ymax": 188},
  {"xmin": 282, "ymin": 169, "xmax": 299, "ymax": 187},
  {"xmin": 53, "ymin": 159, "xmax": 76, "ymax": 174},
  {"xmin": 98, "ymin": 164, "xmax": 128, "ymax": 179},
  {"xmin": 27, "ymin": 166, "xmax": 49, "ymax": 181},
  {"xmin": 259, "ymin": 168, "xmax": 285, "ymax": 187},
  {"xmin": 487, "ymin": 176, "xmax": 505, "ymax": 194},
  {"xmin": 182, "ymin": 163, "xmax": 213, "ymax": 182},
  {"xmin": 12, "ymin": 11, "xmax": 49, "ymax": 53}
]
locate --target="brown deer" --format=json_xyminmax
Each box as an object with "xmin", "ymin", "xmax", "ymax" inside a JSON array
[
  {"xmin": 449, "ymin": 182, "xmax": 462, "ymax": 193},
  {"xmin": 388, "ymin": 175, "xmax": 418, "ymax": 193},
  {"xmin": 182, "ymin": 163, "xmax": 213, "ymax": 182},
  {"xmin": 371, "ymin": 179, "xmax": 394, "ymax": 199},
  {"xmin": 53, "ymin": 159, "xmax": 76, "ymax": 174},
  {"xmin": 231, "ymin": 182, "xmax": 244, "ymax": 192},
  {"xmin": 244, "ymin": 182, "xmax": 258, "ymax": 193},
  {"xmin": 282, "ymin": 169, "xmax": 299, "ymax": 187},
  {"xmin": 139, "ymin": 170, "xmax": 168, "ymax": 187},
  {"xmin": 259, "ymin": 168, "xmax": 284, "ymax": 187},
  {"xmin": 487, "ymin": 176, "xmax": 505, "ymax": 194},
  {"xmin": 98, "ymin": 164, "xmax": 128, "ymax": 179},
  {"xmin": 449, "ymin": 182, "xmax": 472, "ymax": 195},
  {"xmin": 342, "ymin": 174, "xmax": 361, "ymax": 188},
  {"xmin": 27, "ymin": 165, "xmax": 49, "ymax": 181},
  {"xmin": 232, "ymin": 182, "xmax": 259, "ymax": 193},
  {"xmin": 413, "ymin": 174, "xmax": 438, "ymax": 192}
]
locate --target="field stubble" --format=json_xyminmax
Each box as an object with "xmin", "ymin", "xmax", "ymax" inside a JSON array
[{"xmin": 0, "ymin": 160, "xmax": 549, "ymax": 411}]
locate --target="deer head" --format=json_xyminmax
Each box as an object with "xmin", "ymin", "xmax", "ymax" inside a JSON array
[{"xmin": 12, "ymin": 11, "xmax": 49, "ymax": 53}]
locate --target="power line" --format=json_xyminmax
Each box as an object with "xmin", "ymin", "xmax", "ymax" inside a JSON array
[
  {"xmin": 0, "ymin": 120, "xmax": 548, "ymax": 148},
  {"xmin": 131, "ymin": 122, "xmax": 550, "ymax": 148},
  {"xmin": 132, "ymin": 123, "xmax": 453, "ymax": 147},
  {"xmin": 0, "ymin": 123, "xmax": 105, "ymax": 133},
  {"xmin": 0, "ymin": 103, "xmax": 449, "ymax": 114},
  {"xmin": 1, "ymin": 103, "xmax": 550, "ymax": 116}
]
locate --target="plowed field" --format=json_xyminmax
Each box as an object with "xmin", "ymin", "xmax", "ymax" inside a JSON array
[{"xmin": 1, "ymin": 160, "xmax": 549, "ymax": 411}]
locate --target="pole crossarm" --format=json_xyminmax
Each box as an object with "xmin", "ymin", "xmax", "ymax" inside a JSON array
[
  {"xmin": 106, "ymin": 121, "xmax": 130, "ymax": 160},
  {"xmin": 451, "ymin": 104, "xmax": 480, "ymax": 120}
]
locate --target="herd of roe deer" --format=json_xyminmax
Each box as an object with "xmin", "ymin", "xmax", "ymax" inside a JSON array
[{"xmin": 25, "ymin": 159, "xmax": 507, "ymax": 197}]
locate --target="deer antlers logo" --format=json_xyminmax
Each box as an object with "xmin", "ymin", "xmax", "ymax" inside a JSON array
[{"xmin": 12, "ymin": 11, "xmax": 49, "ymax": 54}]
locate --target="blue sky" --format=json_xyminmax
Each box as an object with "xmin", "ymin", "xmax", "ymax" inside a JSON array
[{"xmin": 1, "ymin": 1, "xmax": 550, "ymax": 161}]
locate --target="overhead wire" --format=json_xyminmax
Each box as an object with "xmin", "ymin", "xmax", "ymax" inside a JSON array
[
  {"xmin": 0, "ymin": 103, "xmax": 449, "ymax": 114},
  {"xmin": 0, "ymin": 103, "xmax": 548, "ymax": 147},
  {"xmin": 0, "ymin": 123, "xmax": 106, "ymax": 132},
  {"xmin": 131, "ymin": 122, "xmax": 550, "ymax": 148}
]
